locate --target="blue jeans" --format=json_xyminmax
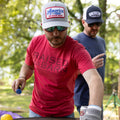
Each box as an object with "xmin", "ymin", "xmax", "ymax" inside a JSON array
[{"xmin": 29, "ymin": 109, "xmax": 74, "ymax": 118}]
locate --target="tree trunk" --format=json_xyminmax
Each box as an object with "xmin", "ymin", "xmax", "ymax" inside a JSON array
[{"xmin": 99, "ymin": 0, "xmax": 107, "ymax": 40}]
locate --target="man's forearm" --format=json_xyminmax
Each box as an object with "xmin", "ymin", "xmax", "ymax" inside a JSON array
[
  {"xmin": 83, "ymin": 69, "xmax": 104, "ymax": 107},
  {"xmin": 19, "ymin": 63, "xmax": 34, "ymax": 80},
  {"xmin": 88, "ymin": 76, "xmax": 104, "ymax": 107}
]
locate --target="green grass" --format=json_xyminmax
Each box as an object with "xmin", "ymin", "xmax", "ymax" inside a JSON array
[
  {"xmin": 103, "ymin": 95, "xmax": 119, "ymax": 120},
  {"xmin": 0, "ymin": 86, "xmax": 119, "ymax": 119},
  {"xmin": 0, "ymin": 86, "xmax": 32, "ymax": 117}
]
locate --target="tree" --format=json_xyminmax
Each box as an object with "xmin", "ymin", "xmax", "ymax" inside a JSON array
[
  {"xmin": 0, "ymin": 0, "xmax": 42, "ymax": 80},
  {"xmin": 0, "ymin": 0, "xmax": 45, "ymax": 85},
  {"xmin": 98, "ymin": 0, "xmax": 107, "ymax": 39}
]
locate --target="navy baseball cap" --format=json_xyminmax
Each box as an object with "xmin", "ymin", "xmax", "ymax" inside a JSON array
[{"xmin": 83, "ymin": 5, "xmax": 104, "ymax": 24}]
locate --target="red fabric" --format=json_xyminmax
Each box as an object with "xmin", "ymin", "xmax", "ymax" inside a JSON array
[{"xmin": 25, "ymin": 35, "xmax": 95, "ymax": 117}]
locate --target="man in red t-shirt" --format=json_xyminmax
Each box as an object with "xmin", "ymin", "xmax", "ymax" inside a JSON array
[{"xmin": 12, "ymin": 1, "xmax": 104, "ymax": 119}]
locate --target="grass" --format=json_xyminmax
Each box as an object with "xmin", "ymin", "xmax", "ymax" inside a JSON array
[
  {"xmin": 103, "ymin": 95, "xmax": 119, "ymax": 120},
  {"xmin": 0, "ymin": 86, "xmax": 119, "ymax": 119},
  {"xmin": 0, "ymin": 86, "xmax": 32, "ymax": 117}
]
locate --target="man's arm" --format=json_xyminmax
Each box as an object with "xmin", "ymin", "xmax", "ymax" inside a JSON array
[
  {"xmin": 12, "ymin": 63, "xmax": 34, "ymax": 92},
  {"xmin": 82, "ymin": 68, "xmax": 104, "ymax": 107},
  {"xmin": 19, "ymin": 63, "xmax": 34, "ymax": 80},
  {"xmin": 81, "ymin": 69, "xmax": 104, "ymax": 120}
]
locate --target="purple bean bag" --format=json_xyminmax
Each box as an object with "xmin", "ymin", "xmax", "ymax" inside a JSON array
[{"xmin": 0, "ymin": 110, "xmax": 23, "ymax": 119}]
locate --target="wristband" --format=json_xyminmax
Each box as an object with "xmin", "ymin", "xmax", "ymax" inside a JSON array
[
  {"xmin": 19, "ymin": 76, "xmax": 26, "ymax": 80},
  {"xmin": 88, "ymin": 105, "xmax": 102, "ymax": 111}
]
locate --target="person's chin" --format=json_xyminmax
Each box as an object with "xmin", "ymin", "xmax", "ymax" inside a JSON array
[
  {"xmin": 90, "ymin": 34, "xmax": 96, "ymax": 38},
  {"xmin": 91, "ymin": 32, "xmax": 97, "ymax": 37}
]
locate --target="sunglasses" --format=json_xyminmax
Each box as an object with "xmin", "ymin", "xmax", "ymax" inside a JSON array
[
  {"xmin": 45, "ymin": 26, "xmax": 67, "ymax": 32},
  {"xmin": 88, "ymin": 22, "xmax": 102, "ymax": 27}
]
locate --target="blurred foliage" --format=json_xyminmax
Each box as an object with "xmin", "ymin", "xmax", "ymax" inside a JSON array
[
  {"xmin": 0, "ymin": 0, "xmax": 42, "ymax": 78},
  {"xmin": 0, "ymin": 0, "xmax": 120, "ymax": 95}
]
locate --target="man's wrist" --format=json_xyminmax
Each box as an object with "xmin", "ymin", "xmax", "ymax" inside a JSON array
[
  {"xmin": 88, "ymin": 105, "xmax": 102, "ymax": 111},
  {"xmin": 19, "ymin": 76, "xmax": 26, "ymax": 80},
  {"xmin": 81, "ymin": 105, "xmax": 102, "ymax": 120}
]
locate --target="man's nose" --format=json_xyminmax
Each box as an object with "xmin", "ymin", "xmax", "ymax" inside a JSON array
[
  {"xmin": 53, "ymin": 28, "xmax": 60, "ymax": 36},
  {"xmin": 92, "ymin": 24, "xmax": 99, "ymax": 29}
]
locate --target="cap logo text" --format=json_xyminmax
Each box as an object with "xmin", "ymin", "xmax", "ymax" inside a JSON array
[
  {"xmin": 46, "ymin": 7, "xmax": 65, "ymax": 19},
  {"xmin": 89, "ymin": 11, "xmax": 101, "ymax": 18}
]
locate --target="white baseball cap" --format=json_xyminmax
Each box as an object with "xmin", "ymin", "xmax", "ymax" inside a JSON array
[{"xmin": 41, "ymin": 1, "xmax": 70, "ymax": 29}]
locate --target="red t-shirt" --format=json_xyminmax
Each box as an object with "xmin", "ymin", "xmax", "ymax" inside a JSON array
[{"xmin": 25, "ymin": 35, "xmax": 95, "ymax": 117}]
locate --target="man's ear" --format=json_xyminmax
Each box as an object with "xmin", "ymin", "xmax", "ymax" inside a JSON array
[
  {"xmin": 82, "ymin": 19, "xmax": 86, "ymax": 27},
  {"xmin": 41, "ymin": 23, "xmax": 44, "ymax": 30},
  {"xmin": 68, "ymin": 21, "xmax": 72, "ymax": 25},
  {"xmin": 82, "ymin": 19, "xmax": 85, "ymax": 24}
]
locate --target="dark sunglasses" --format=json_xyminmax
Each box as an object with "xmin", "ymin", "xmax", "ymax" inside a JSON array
[
  {"xmin": 88, "ymin": 22, "xmax": 102, "ymax": 27},
  {"xmin": 45, "ymin": 26, "xmax": 67, "ymax": 32}
]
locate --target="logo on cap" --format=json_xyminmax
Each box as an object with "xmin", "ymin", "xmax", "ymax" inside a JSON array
[
  {"xmin": 46, "ymin": 7, "xmax": 65, "ymax": 19},
  {"xmin": 89, "ymin": 11, "xmax": 101, "ymax": 18}
]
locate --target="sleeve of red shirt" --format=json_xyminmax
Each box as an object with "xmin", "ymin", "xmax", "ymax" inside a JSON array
[
  {"xmin": 72, "ymin": 43, "xmax": 95, "ymax": 74},
  {"xmin": 25, "ymin": 36, "xmax": 38, "ymax": 66}
]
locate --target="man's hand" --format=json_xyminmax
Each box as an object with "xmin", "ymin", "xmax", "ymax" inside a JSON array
[
  {"xmin": 92, "ymin": 53, "xmax": 105, "ymax": 69},
  {"xmin": 80, "ymin": 106, "xmax": 101, "ymax": 120},
  {"xmin": 12, "ymin": 63, "xmax": 34, "ymax": 93},
  {"xmin": 12, "ymin": 77, "xmax": 26, "ymax": 92}
]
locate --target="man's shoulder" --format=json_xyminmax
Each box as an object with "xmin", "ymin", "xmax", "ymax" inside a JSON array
[
  {"xmin": 32, "ymin": 34, "xmax": 45, "ymax": 42},
  {"xmin": 66, "ymin": 35, "xmax": 85, "ymax": 50},
  {"xmin": 29, "ymin": 35, "xmax": 46, "ymax": 49},
  {"xmin": 72, "ymin": 32, "xmax": 88, "ymax": 44},
  {"xmin": 72, "ymin": 32, "xmax": 84, "ymax": 40},
  {"xmin": 96, "ymin": 36, "xmax": 105, "ymax": 41},
  {"xmin": 96, "ymin": 36, "xmax": 106, "ymax": 45}
]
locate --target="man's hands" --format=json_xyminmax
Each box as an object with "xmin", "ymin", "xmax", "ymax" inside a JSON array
[
  {"xmin": 12, "ymin": 77, "xmax": 26, "ymax": 93},
  {"xmin": 92, "ymin": 53, "xmax": 105, "ymax": 69},
  {"xmin": 80, "ymin": 106, "xmax": 101, "ymax": 120}
]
